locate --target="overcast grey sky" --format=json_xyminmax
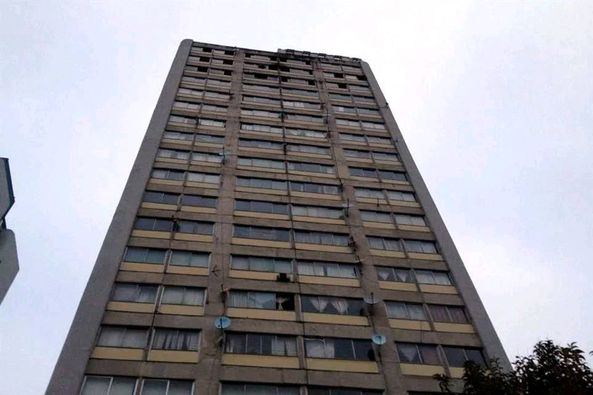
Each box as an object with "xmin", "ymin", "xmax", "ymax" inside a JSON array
[{"xmin": 1, "ymin": 1, "xmax": 592, "ymax": 393}]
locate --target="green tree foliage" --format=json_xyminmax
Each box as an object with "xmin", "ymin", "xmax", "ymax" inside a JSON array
[{"xmin": 435, "ymin": 340, "xmax": 593, "ymax": 394}]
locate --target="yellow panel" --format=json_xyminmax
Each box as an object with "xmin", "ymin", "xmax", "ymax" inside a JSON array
[
  {"xmin": 149, "ymin": 178, "xmax": 183, "ymax": 186},
  {"xmin": 383, "ymin": 179, "xmax": 409, "ymax": 186},
  {"xmin": 166, "ymin": 266, "xmax": 209, "ymax": 276},
  {"xmin": 140, "ymin": 202, "xmax": 177, "ymax": 211},
  {"xmin": 162, "ymin": 138, "xmax": 191, "ymax": 145},
  {"xmin": 389, "ymin": 201, "xmax": 421, "ymax": 208},
  {"xmin": 407, "ymin": 252, "xmax": 443, "ymax": 261},
  {"xmin": 346, "ymin": 157, "xmax": 373, "ymax": 164},
  {"xmin": 369, "ymin": 143, "xmax": 394, "ymax": 148},
  {"xmin": 91, "ymin": 347, "xmax": 143, "ymax": 361},
  {"xmin": 287, "ymin": 170, "xmax": 335, "ymax": 178},
  {"xmin": 389, "ymin": 319, "xmax": 432, "ymax": 331},
  {"xmin": 295, "ymin": 243, "xmax": 351, "ymax": 253},
  {"xmin": 222, "ymin": 354, "xmax": 299, "ymax": 369},
  {"xmin": 303, "ymin": 313, "xmax": 368, "ymax": 326},
  {"xmin": 399, "ymin": 363, "xmax": 445, "ymax": 376},
  {"xmin": 158, "ymin": 304, "xmax": 205, "ymax": 316},
  {"xmin": 418, "ymin": 284, "xmax": 458, "ymax": 294},
  {"xmin": 229, "ymin": 269, "xmax": 278, "ymax": 281},
  {"xmin": 147, "ymin": 350, "xmax": 199, "ymax": 363},
  {"xmin": 375, "ymin": 159, "xmax": 400, "ymax": 164},
  {"xmin": 378, "ymin": 281, "xmax": 417, "ymax": 292},
  {"xmin": 131, "ymin": 230, "xmax": 171, "ymax": 239},
  {"xmin": 236, "ymin": 186, "xmax": 288, "ymax": 196},
  {"xmin": 398, "ymin": 225, "xmax": 431, "ymax": 233},
  {"xmin": 237, "ymin": 165, "xmax": 284, "ymax": 173},
  {"xmin": 155, "ymin": 158, "xmax": 187, "ymax": 164},
  {"xmin": 180, "ymin": 206, "xmax": 217, "ymax": 214},
  {"xmin": 234, "ymin": 211, "xmax": 290, "ymax": 221},
  {"xmin": 290, "ymin": 191, "xmax": 341, "ymax": 201},
  {"xmin": 433, "ymin": 323, "xmax": 475, "ymax": 334},
  {"xmin": 238, "ymin": 147, "xmax": 283, "ymax": 155},
  {"xmin": 449, "ymin": 367, "xmax": 465, "ymax": 378},
  {"xmin": 305, "ymin": 358, "xmax": 379, "ymax": 373},
  {"xmin": 120, "ymin": 262, "xmax": 164, "ymax": 273},
  {"xmin": 299, "ymin": 275, "xmax": 360, "ymax": 288},
  {"xmin": 186, "ymin": 181, "xmax": 219, "ymax": 189},
  {"xmin": 288, "ymin": 152, "xmax": 331, "ymax": 159},
  {"xmin": 173, "ymin": 233, "xmax": 213, "ymax": 242},
  {"xmin": 194, "ymin": 142, "xmax": 223, "ymax": 149},
  {"xmin": 106, "ymin": 301, "xmax": 155, "ymax": 313},
  {"xmin": 232, "ymin": 238, "xmax": 291, "ymax": 249},
  {"xmin": 227, "ymin": 308, "xmax": 296, "ymax": 321},
  {"xmin": 357, "ymin": 197, "xmax": 388, "ymax": 205},
  {"xmin": 189, "ymin": 161, "xmax": 221, "ymax": 168},
  {"xmin": 369, "ymin": 249, "xmax": 406, "ymax": 258},
  {"xmin": 363, "ymin": 221, "xmax": 396, "ymax": 229},
  {"xmin": 350, "ymin": 176, "xmax": 379, "ymax": 182},
  {"xmin": 292, "ymin": 216, "xmax": 345, "ymax": 225}
]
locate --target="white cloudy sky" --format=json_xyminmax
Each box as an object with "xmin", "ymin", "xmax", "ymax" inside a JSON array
[{"xmin": 1, "ymin": 1, "xmax": 592, "ymax": 393}]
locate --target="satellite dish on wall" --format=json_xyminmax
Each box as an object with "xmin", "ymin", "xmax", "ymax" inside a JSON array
[
  {"xmin": 363, "ymin": 293, "xmax": 378, "ymax": 305},
  {"xmin": 372, "ymin": 334, "xmax": 386, "ymax": 345},
  {"xmin": 214, "ymin": 316, "xmax": 231, "ymax": 329}
]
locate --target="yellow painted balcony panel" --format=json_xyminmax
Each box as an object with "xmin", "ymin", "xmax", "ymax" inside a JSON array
[
  {"xmin": 166, "ymin": 265, "xmax": 209, "ymax": 276},
  {"xmin": 356, "ymin": 197, "xmax": 388, "ymax": 205},
  {"xmin": 407, "ymin": 252, "xmax": 443, "ymax": 261},
  {"xmin": 189, "ymin": 160, "xmax": 221, "ymax": 168},
  {"xmin": 106, "ymin": 301, "xmax": 155, "ymax": 314},
  {"xmin": 158, "ymin": 304, "xmax": 205, "ymax": 316},
  {"xmin": 180, "ymin": 206, "xmax": 217, "ymax": 214},
  {"xmin": 238, "ymin": 147, "xmax": 283, "ymax": 155},
  {"xmin": 378, "ymin": 281, "xmax": 417, "ymax": 292},
  {"xmin": 173, "ymin": 233, "xmax": 213, "ymax": 242},
  {"xmin": 234, "ymin": 211, "xmax": 290, "ymax": 221},
  {"xmin": 346, "ymin": 157, "xmax": 373, "ymax": 164},
  {"xmin": 120, "ymin": 262, "xmax": 164, "ymax": 273},
  {"xmin": 303, "ymin": 313, "xmax": 368, "ymax": 326},
  {"xmin": 235, "ymin": 186, "xmax": 288, "ymax": 196},
  {"xmin": 369, "ymin": 249, "xmax": 406, "ymax": 258},
  {"xmin": 389, "ymin": 201, "xmax": 420, "ymax": 208},
  {"xmin": 288, "ymin": 152, "xmax": 331, "ymax": 160},
  {"xmin": 194, "ymin": 142, "xmax": 224, "ymax": 148},
  {"xmin": 140, "ymin": 202, "xmax": 177, "ymax": 211},
  {"xmin": 287, "ymin": 170, "xmax": 335, "ymax": 179},
  {"xmin": 389, "ymin": 319, "xmax": 431, "ymax": 331},
  {"xmin": 299, "ymin": 275, "xmax": 360, "ymax": 288},
  {"xmin": 91, "ymin": 347, "xmax": 143, "ymax": 361},
  {"xmin": 418, "ymin": 284, "xmax": 458, "ymax": 295},
  {"xmin": 382, "ymin": 179, "xmax": 409, "ymax": 186},
  {"xmin": 155, "ymin": 158, "xmax": 187, "ymax": 165},
  {"xmin": 398, "ymin": 225, "xmax": 431, "ymax": 233},
  {"xmin": 147, "ymin": 350, "xmax": 199, "ymax": 363},
  {"xmin": 363, "ymin": 221, "xmax": 396, "ymax": 230},
  {"xmin": 237, "ymin": 165, "xmax": 285, "ymax": 173},
  {"xmin": 185, "ymin": 181, "xmax": 219, "ymax": 189},
  {"xmin": 290, "ymin": 191, "xmax": 341, "ymax": 201},
  {"xmin": 149, "ymin": 178, "xmax": 183, "ymax": 186},
  {"xmin": 229, "ymin": 269, "xmax": 278, "ymax": 281},
  {"xmin": 162, "ymin": 138, "xmax": 191, "ymax": 146},
  {"xmin": 227, "ymin": 308, "xmax": 296, "ymax": 321},
  {"xmin": 399, "ymin": 363, "xmax": 445, "ymax": 376},
  {"xmin": 433, "ymin": 322, "xmax": 475, "ymax": 334},
  {"xmin": 131, "ymin": 230, "xmax": 171, "ymax": 239},
  {"xmin": 295, "ymin": 243, "xmax": 351, "ymax": 253},
  {"xmin": 449, "ymin": 367, "xmax": 465, "ymax": 379},
  {"xmin": 222, "ymin": 354, "xmax": 299, "ymax": 369},
  {"xmin": 292, "ymin": 216, "xmax": 345, "ymax": 225},
  {"xmin": 232, "ymin": 238, "xmax": 291, "ymax": 249},
  {"xmin": 305, "ymin": 358, "xmax": 379, "ymax": 373},
  {"xmin": 369, "ymin": 142, "xmax": 394, "ymax": 149}
]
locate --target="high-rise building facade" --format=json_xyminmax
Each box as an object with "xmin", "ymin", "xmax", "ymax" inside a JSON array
[{"xmin": 47, "ymin": 40, "xmax": 508, "ymax": 395}]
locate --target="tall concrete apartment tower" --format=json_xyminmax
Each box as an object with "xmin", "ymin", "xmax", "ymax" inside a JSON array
[{"xmin": 48, "ymin": 40, "xmax": 508, "ymax": 395}]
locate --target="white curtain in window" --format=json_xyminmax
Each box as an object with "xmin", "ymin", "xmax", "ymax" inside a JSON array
[
  {"xmin": 331, "ymin": 298, "xmax": 350, "ymax": 315},
  {"xmin": 310, "ymin": 297, "xmax": 329, "ymax": 313},
  {"xmin": 271, "ymin": 336, "xmax": 296, "ymax": 356},
  {"xmin": 306, "ymin": 339, "xmax": 326, "ymax": 358}
]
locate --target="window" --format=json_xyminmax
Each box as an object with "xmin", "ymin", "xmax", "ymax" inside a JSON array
[
  {"xmin": 134, "ymin": 217, "xmax": 174, "ymax": 232},
  {"xmin": 225, "ymin": 333, "xmax": 297, "ymax": 356},
  {"xmin": 372, "ymin": 151, "xmax": 398, "ymax": 161},
  {"xmin": 243, "ymin": 95, "xmax": 281, "ymax": 106},
  {"xmin": 169, "ymin": 115, "xmax": 196, "ymax": 126},
  {"xmin": 222, "ymin": 383, "xmax": 299, "ymax": 395},
  {"xmin": 141, "ymin": 379, "xmax": 193, "ymax": 395},
  {"xmin": 282, "ymin": 88, "xmax": 319, "ymax": 98},
  {"xmin": 163, "ymin": 131, "xmax": 194, "ymax": 142},
  {"xmin": 180, "ymin": 194, "xmax": 217, "ymax": 208},
  {"xmin": 396, "ymin": 343, "xmax": 440, "ymax": 365},
  {"xmin": 157, "ymin": 149, "xmax": 190, "ymax": 160},
  {"xmin": 191, "ymin": 152, "xmax": 223, "ymax": 163},
  {"xmin": 415, "ymin": 270, "xmax": 452, "ymax": 286},
  {"xmin": 97, "ymin": 326, "xmax": 147, "ymax": 348},
  {"xmin": 161, "ymin": 286, "xmax": 205, "ymax": 306},
  {"xmin": 81, "ymin": 376, "xmax": 136, "ymax": 395},
  {"xmin": 302, "ymin": 296, "xmax": 364, "ymax": 316},
  {"xmin": 443, "ymin": 347, "xmax": 486, "ymax": 367},
  {"xmin": 243, "ymin": 84, "xmax": 281, "ymax": 94},
  {"xmin": 123, "ymin": 247, "xmax": 167, "ymax": 264},
  {"xmin": 366, "ymin": 135, "xmax": 392, "ymax": 145},
  {"xmin": 287, "ymin": 161, "xmax": 334, "ymax": 174},
  {"xmin": 339, "ymin": 133, "xmax": 366, "ymax": 143},
  {"xmin": 199, "ymin": 118, "xmax": 225, "ymax": 128},
  {"xmin": 378, "ymin": 170, "xmax": 407, "ymax": 182},
  {"xmin": 386, "ymin": 190, "xmax": 416, "ymax": 202},
  {"xmin": 292, "ymin": 205, "xmax": 342, "ymax": 219},
  {"xmin": 241, "ymin": 123, "xmax": 283, "ymax": 135},
  {"xmin": 376, "ymin": 267, "xmax": 413, "ymax": 283},
  {"xmin": 385, "ymin": 302, "xmax": 427, "ymax": 320},
  {"xmin": 112, "ymin": 283, "xmax": 158, "ymax": 303},
  {"xmin": 151, "ymin": 329, "xmax": 200, "ymax": 351},
  {"xmin": 186, "ymin": 171, "xmax": 220, "ymax": 184},
  {"xmin": 239, "ymin": 139, "xmax": 283, "ymax": 150},
  {"xmin": 238, "ymin": 157, "xmax": 285, "ymax": 170},
  {"xmin": 286, "ymin": 144, "xmax": 330, "ymax": 155},
  {"xmin": 294, "ymin": 231, "xmax": 349, "ymax": 246},
  {"xmin": 151, "ymin": 169, "xmax": 184, "ymax": 181},
  {"xmin": 169, "ymin": 250, "xmax": 209, "ymax": 268},
  {"xmin": 404, "ymin": 240, "xmax": 438, "ymax": 254},
  {"xmin": 354, "ymin": 188, "xmax": 384, "ymax": 199},
  {"xmin": 231, "ymin": 256, "xmax": 292, "ymax": 273},
  {"xmin": 344, "ymin": 149, "xmax": 372, "ymax": 159},
  {"xmin": 194, "ymin": 133, "xmax": 225, "ymax": 144},
  {"xmin": 233, "ymin": 225, "xmax": 290, "ymax": 241},
  {"xmin": 289, "ymin": 181, "xmax": 339, "ymax": 195},
  {"xmin": 143, "ymin": 191, "xmax": 179, "ymax": 205},
  {"xmin": 241, "ymin": 109, "xmax": 282, "ymax": 119},
  {"xmin": 282, "ymin": 100, "xmax": 320, "ymax": 110},
  {"xmin": 308, "ymin": 387, "xmax": 383, "ymax": 395},
  {"xmin": 177, "ymin": 220, "xmax": 214, "ymax": 235},
  {"xmin": 305, "ymin": 338, "xmax": 374, "ymax": 361},
  {"xmin": 395, "ymin": 214, "xmax": 426, "ymax": 226},
  {"xmin": 297, "ymin": 261, "xmax": 358, "ymax": 279},
  {"xmin": 236, "ymin": 177, "xmax": 288, "ymax": 191},
  {"xmin": 360, "ymin": 210, "xmax": 392, "ymax": 223},
  {"xmin": 351, "ymin": 168, "xmax": 406, "ymax": 182},
  {"xmin": 336, "ymin": 119, "xmax": 360, "ymax": 128},
  {"xmin": 285, "ymin": 128, "xmax": 326, "ymax": 139},
  {"xmin": 235, "ymin": 200, "xmax": 289, "ymax": 215},
  {"xmin": 367, "ymin": 236, "xmax": 402, "ymax": 251},
  {"xmin": 285, "ymin": 113, "xmax": 323, "ymax": 123},
  {"xmin": 361, "ymin": 121, "xmax": 386, "ymax": 130},
  {"xmin": 349, "ymin": 167, "xmax": 376, "ymax": 178},
  {"xmin": 228, "ymin": 291, "xmax": 294, "ymax": 311},
  {"xmin": 428, "ymin": 305, "xmax": 468, "ymax": 324}
]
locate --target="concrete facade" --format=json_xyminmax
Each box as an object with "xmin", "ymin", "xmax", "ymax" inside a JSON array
[{"xmin": 47, "ymin": 40, "xmax": 508, "ymax": 395}]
